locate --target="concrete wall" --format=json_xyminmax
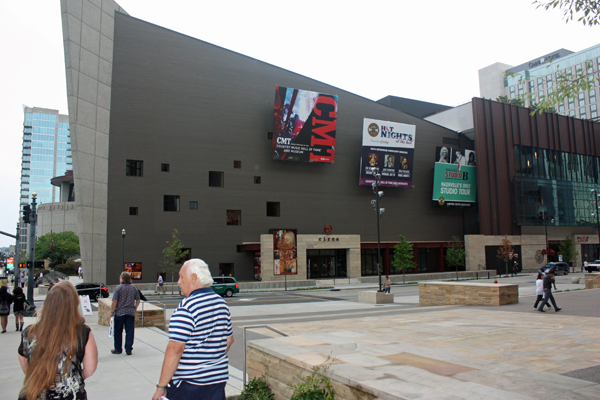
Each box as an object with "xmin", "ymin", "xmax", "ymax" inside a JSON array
[
  {"xmin": 37, "ymin": 202, "xmax": 79, "ymax": 237},
  {"xmin": 60, "ymin": 0, "xmax": 128, "ymax": 285}
]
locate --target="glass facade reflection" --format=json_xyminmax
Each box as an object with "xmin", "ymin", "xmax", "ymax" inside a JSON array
[{"xmin": 514, "ymin": 145, "xmax": 599, "ymax": 227}]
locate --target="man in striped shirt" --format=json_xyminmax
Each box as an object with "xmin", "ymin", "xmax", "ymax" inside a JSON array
[{"xmin": 152, "ymin": 259, "xmax": 234, "ymax": 400}]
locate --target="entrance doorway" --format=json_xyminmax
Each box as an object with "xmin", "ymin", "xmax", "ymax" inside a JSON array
[{"xmin": 306, "ymin": 249, "xmax": 346, "ymax": 279}]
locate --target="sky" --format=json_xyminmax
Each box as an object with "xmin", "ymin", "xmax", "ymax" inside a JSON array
[{"xmin": 0, "ymin": 0, "xmax": 598, "ymax": 248}]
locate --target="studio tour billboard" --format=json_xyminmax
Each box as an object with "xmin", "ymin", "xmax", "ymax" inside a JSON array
[
  {"xmin": 432, "ymin": 146, "xmax": 477, "ymax": 206},
  {"xmin": 272, "ymin": 86, "xmax": 338, "ymax": 163},
  {"xmin": 359, "ymin": 118, "xmax": 416, "ymax": 188}
]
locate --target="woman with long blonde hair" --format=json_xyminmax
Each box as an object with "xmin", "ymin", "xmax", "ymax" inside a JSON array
[{"xmin": 18, "ymin": 280, "xmax": 98, "ymax": 400}]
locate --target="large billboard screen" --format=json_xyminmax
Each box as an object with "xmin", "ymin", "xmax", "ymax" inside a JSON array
[
  {"xmin": 273, "ymin": 229, "xmax": 297, "ymax": 275},
  {"xmin": 272, "ymin": 86, "xmax": 338, "ymax": 163},
  {"xmin": 359, "ymin": 118, "xmax": 416, "ymax": 187},
  {"xmin": 432, "ymin": 146, "xmax": 477, "ymax": 206}
]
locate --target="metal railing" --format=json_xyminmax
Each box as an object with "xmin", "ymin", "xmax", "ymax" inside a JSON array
[
  {"xmin": 242, "ymin": 324, "xmax": 289, "ymax": 387},
  {"xmin": 140, "ymin": 300, "xmax": 166, "ymax": 329}
]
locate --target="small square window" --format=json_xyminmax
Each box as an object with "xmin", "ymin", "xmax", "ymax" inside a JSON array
[
  {"xmin": 236, "ymin": 245, "xmax": 243, "ymax": 253},
  {"xmin": 234, "ymin": 160, "xmax": 241, "ymax": 169},
  {"xmin": 209, "ymin": 171, "xmax": 224, "ymax": 187},
  {"xmin": 161, "ymin": 163, "xmax": 170, "ymax": 172},
  {"xmin": 126, "ymin": 160, "xmax": 143, "ymax": 177},
  {"xmin": 267, "ymin": 202, "xmax": 280, "ymax": 217},
  {"xmin": 227, "ymin": 210, "xmax": 241, "ymax": 225},
  {"xmin": 254, "ymin": 176, "xmax": 261, "ymax": 184},
  {"xmin": 189, "ymin": 201, "xmax": 198, "ymax": 210},
  {"xmin": 129, "ymin": 207, "xmax": 138, "ymax": 216},
  {"xmin": 164, "ymin": 195, "xmax": 180, "ymax": 212}
]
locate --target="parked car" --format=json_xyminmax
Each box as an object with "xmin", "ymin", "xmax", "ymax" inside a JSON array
[
  {"xmin": 539, "ymin": 262, "xmax": 570, "ymax": 275},
  {"xmin": 211, "ymin": 276, "xmax": 239, "ymax": 297},
  {"xmin": 75, "ymin": 282, "xmax": 109, "ymax": 301},
  {"xmin": 585, "ymin": 260, "xmax": 600, "ymax": 272}
]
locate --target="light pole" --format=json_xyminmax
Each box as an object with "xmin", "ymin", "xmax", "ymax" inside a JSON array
[
  {"xmin": 544, "ymin": 215, "xmax": 554, "ymax": 262},
  {"xmin": 122, "ymin": 229, "xmax": 126, "ymax": 271},
  {"xmin": 25, "ymin": 193, "xmax": 38, "ymax": 316},
  {"xmin": 592, "ymin": 189, "xmax": 600, "ymax": 259},
  {"xmin": 14, "ymin": 222, "xmax": 20, "ymax": 284},
  {"xmin": 370, "ymin": 167, "xmax": 385, "ymax": 292}
]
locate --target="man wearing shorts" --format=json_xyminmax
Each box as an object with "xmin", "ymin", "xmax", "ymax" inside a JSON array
[{"xmin": 156, "ymin": 274, "xmax": 165, "ymax": 294}]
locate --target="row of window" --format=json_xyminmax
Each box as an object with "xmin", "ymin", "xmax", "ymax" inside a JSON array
[
  {"xmin": 127, "ymin": 199, "xmax": 281, "ymax": 221},
  {"xmin": 25, "ymin": 113, "xmax": 57, "ymax": 121},
  {"xmin": 126, "ymin": 160, "xmax": 261, "ymax": 186},
  {"xmin": 515, "ymin": 145, "xmax": 600, "ymax": 184}
]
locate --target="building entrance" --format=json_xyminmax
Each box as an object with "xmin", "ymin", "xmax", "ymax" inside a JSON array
[{"xmin": 306, "ymin": 249, "xmax": 347, "ymax": 279}]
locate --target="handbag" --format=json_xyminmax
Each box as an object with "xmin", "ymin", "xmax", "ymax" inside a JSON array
[
  {"xmin": 108, "ymin": 316, "xmax": 114, "ymax": 338},
  {"xmin": 23, "ymin": 300, "xmax": 31, "ymax": 312},
  {"xmin": 0, "ymin": 300, "xmax": 8, "ymax": 314}
]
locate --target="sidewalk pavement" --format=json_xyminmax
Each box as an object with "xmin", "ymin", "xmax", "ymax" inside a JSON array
[{"xmin": 2, "ymin": 273, "xmax": 592, "ymax": 399}]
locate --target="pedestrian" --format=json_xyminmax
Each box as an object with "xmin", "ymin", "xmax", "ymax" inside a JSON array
[
  {"xmin": 12, "ymin": 286, "xmax": 27, "ymax": 331},
  {"xmin": 0, "ymin": 286, "xmax": 13, "ymax": 333},
  {"xmin": 152, "ymin": 259, "xmax": 234, "ymax": 400},
  {"xmin": 78, "ymin": 266, "xmax": 83, "ymax": 279},
  {"xmin": 110, "ymin": 271, "xmax": 140, "ymax": 355},
  {"xmin": 538, "ymin": 269, "xmax": 561, "ymax": 312},
  {"xmin": 584, "ymin": 260, "xmax": 588, "ymax": 273},
  {"xmin": 156, "ymin": 273, "xmax": 165, "ymax": 294},
  {"xmin": 20, "ymin": 274, "xmax": 25, "ymax": 288},
  {"xmin": 533, "ymin": 272, "xmax": 551, "ymax": 310},
  {"xmin": 17, "ymin": 280, "xmax": 98, "ymax": 400},
  {"xmin": 383, "ymin": 276, "xmax": 391, "ymax": 294}
]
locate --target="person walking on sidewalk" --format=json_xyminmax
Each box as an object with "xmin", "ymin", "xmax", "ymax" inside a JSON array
[
  {"xmin": 17, "ymin": 281, "xmax": 98, "ymax": 400},
  {"xmin": 533, "ymin": 272, "xmax": 551, "ymax": 310},
  {"xmin": 152, "ymin": 259, "xmax": 234, "ymax": 400},
  {"xmin": 0, "ymin": 286, "xmax": 13, "ymax": 333},
  {"xmin": 156, "ymin": 273, "xmax": 165, "ymax": 294},
  {"xmin": 110, "ymin": 271, "xmax": 140, "ymax": 355},
  {"xmin": 538, "ymin": 269, "xmax": 561, "ymax": 312},
  {"xmin": 383, "ymin": 276, "xmax": 391, "ymax": 294},
  {"xmin": 12, "ymin": 286, "xmax": 27, "ymax": 331}
]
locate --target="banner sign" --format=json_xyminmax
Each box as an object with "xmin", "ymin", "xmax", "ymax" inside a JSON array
[
  {"xmin": 359, "ymin": 118, "xmax": 416, "ymax": 187},
  {"xmin": 273, "ymin": 229, "xmax": 297, "ymax": 275},
  {"xmin": 432, "ymin": 146, "xmax": 477, "ymax": 206},
  {"xmin": 272, "ymin": 86, "xmax": 338, "ymax": 163},
  {"xmin": 125, "ymin": 262, "xmax": 142, "ymax": 280}
]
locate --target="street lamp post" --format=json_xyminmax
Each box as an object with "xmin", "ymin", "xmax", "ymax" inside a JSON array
[
  {"xmin": 122, "ymin": 229, "xmax": 126, "ymax": 271},
  {"xmin": 25, "ymin": 194, "xmax": 38, "ymax": 316},
  {"xmin": 592, "ymin": 189, "xmax": 600, "ymax": 259},
  {"xmin": 14, "ymin": 222, "xmax": 20, "ymax": 284},
  {"xmin": 370, "ymin": 168, "xmax": 385, "ymax": 292},
  {"xmin": 544, "ymin": 215, "xmax": 554, "ymax": 262}
]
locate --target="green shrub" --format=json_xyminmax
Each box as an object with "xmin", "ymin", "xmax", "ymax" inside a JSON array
[
  {"xmin": 54, "ymin": 264, "xmax": 78, "ymax": 276},
  {"xmin": 290, "ymin": 363, "xmax": 335, "ymax": 400},
  {"xmin": 239, "ymin": 376, "xmax": 274, "ymax": 400}
]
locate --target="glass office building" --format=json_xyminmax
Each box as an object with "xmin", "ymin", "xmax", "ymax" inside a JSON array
[
  {"xmin": 480, "ymin": 43, "xmax": 600, "ymax": 121},
  {"xmin": 19, "ymin": 107, "xmax": 71, "ymax": 250}
]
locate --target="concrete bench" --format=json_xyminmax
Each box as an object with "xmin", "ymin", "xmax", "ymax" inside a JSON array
[
  {"xmin": 358, "ymin": 291, "xmax": 394, "ymax": 304},
  {"xmin": 419, "ymin": 281, "xmax": 518, "ymax": 306},
  {"xmin": 584, "ymin": 272, "xmax": 600, "ymax": 289},
  {"xmin": 98, "ymin": 298, "xmax": 166, "ymax": 329}
]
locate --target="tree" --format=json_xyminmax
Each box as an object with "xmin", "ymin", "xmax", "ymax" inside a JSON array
[
  {"xmin": 35, "ymin": 231, "xmax": 80, "ymax": 267},
  {"xmin": 158, "ymin": 229, "xmax": 190, "ymax": 294},
  {"xmin": 392, "ymin": 235, "xmax": 415, "ymax": 284},
  {"xmin": 559, "ymin": 236, "xmax": 579, "ymax": 266},
  {"xmin": 534, "ymin": 0, "xmax": 600, "ymax": 26},
  {"xmin": 496, "ymin": 95, "xmax": 526, "ymax": 107},
  {"xmin": 19, "ymin": 250, "xmax": 28, "ymax": 264},
  {"xmin": 496, "ymin": 235, "xmax": 518, "ymax": 277},
  {"xmin": 445, "ymin": 236, "xmax": 466, "ymax": 281}
]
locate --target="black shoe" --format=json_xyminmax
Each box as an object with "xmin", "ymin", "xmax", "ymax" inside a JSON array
[
  {"xmin": 1, "ymin": 330, "xmax": 5, "ymax": 333},
  {"xmin": 555, "ymin": 308, "xmax": 562, "ymax": 312},
  {"xmin": 538, "ymin": 309, "xmax": 545, "ymax": 312},
  {"xmin": 126, "ymin": 352, "xmax": 132, "ymax": 356},
  {"xmin": 111, "ymin": 349, "xmax": 122, "ymax": 354}
]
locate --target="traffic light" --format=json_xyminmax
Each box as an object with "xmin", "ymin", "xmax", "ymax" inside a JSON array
[
  {"xmin": 26, "ymin": 261, "xmax": 33, "ymax": 269},
  {"xmin": 23, "ymin": 205, "xmax": 31, "ymax": 224},
  {"xmin": 35, "ymin": 260, "xmax": 45, "ymax": 270}
]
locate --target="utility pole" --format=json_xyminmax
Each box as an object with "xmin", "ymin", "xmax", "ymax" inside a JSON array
[
  {"xmin": 370, "ymin": 168, "xmax": 385, "ymax": 292},
  {"xmin": 23, "ymin": 193, "xmax": 38, "ymax": 315}
]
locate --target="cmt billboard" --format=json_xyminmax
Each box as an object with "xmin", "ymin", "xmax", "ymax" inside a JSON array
[
  {"xmin": 272, "ymin": 86, "xmax": 338, "ymax": 163},
  {"xmin": 432, "ymin": 146, "xmax": 477, "ymax": 206},
  {"xmin": 359, "ymin": 118, "xmax": 416, "ymax": 187}
]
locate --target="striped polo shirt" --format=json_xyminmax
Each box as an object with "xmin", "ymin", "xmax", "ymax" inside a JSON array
[{"xmin": 169, "ymin": 287, "xmax": 233, "ymax": 386}]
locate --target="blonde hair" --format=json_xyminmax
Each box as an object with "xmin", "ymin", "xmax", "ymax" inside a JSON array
[{"xmin": 20, "ymin": 281, "xmax": 84, "ymax": 400}]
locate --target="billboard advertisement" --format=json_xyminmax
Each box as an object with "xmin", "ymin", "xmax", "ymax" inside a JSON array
[
  {"xmin": 359, "ymin": 118, "xmax": 416, "ymax": 187},
  {"xmin": 273, "ymin": 229, "xmax": 297, "ymax": 275},
  {"xmin": 272, "ymin": 86, "xmax": 338, "ymax": 163},
  {"xmin": 432, "ymin": 146, "xmax": 477, "ymax": 206},
  {"xmin": 125, "ymin": 262, "xmax": 142, "ymax": 280}
]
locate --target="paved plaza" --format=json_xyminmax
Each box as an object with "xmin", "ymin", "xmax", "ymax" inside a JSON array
[{"xmin": 1, "ymin": 275, "xmax": 599, "ymax": 399}]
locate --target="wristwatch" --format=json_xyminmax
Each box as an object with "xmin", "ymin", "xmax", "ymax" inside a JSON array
[{"xmin": 156, "ymin": 383, "xmax": 167, "ymax": 390}]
